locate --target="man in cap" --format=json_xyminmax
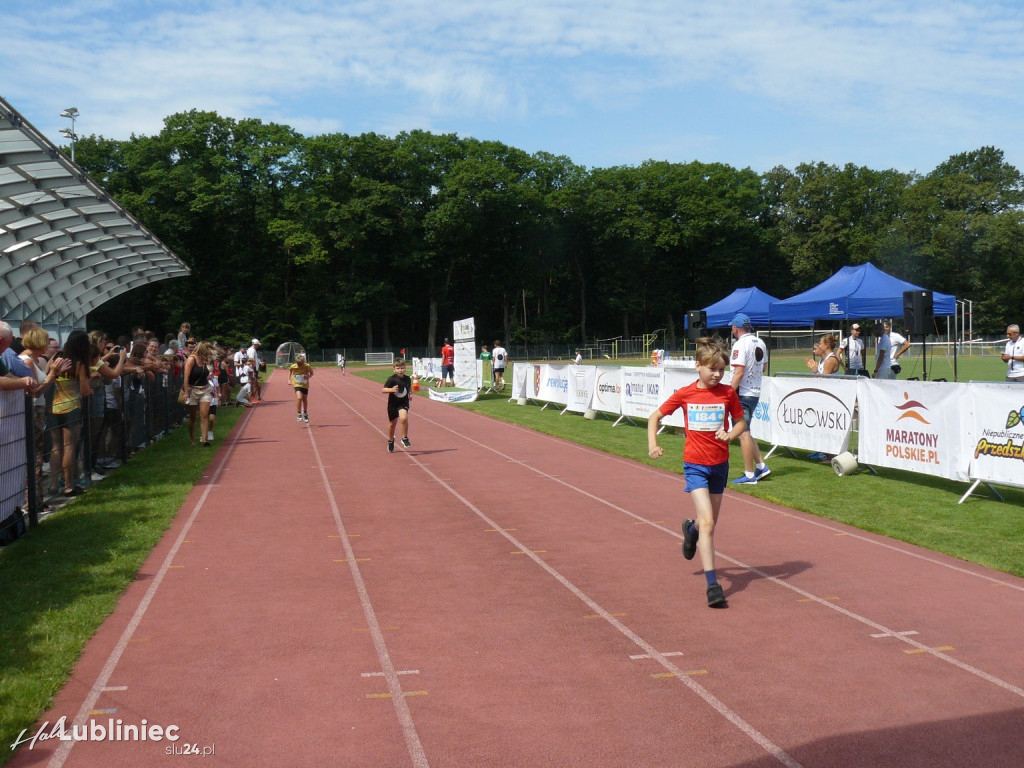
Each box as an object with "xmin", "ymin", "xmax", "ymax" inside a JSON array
[
  {"xmin": 728, "ymin": 313, "xmax": 770, "ymax": 485},
  {"xmin": 840, "ymin": 323, "xmax": 868, "ymax": 377}
]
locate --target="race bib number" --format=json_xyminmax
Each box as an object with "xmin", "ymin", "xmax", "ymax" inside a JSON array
[
  {"xmin": 686, "ymin": 403, "xmax": 725, "ymax": 432},
  {"xmin": 294, "ymin": 374, "xmax": 306, "ymax": 384}
]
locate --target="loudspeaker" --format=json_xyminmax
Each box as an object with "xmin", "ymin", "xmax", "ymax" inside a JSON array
[
  {"xmin": 687, "ymin": 310, "xmax": 707, "ymax": 341},
  {"xmin": 902, "ymin": 290, "xmax": 933, "ymax": 335}
]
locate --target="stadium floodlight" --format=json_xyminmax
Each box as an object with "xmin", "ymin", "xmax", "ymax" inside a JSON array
[{"xmin": 60, "ymin": 107, "xmax": 80, "ymax": 161}]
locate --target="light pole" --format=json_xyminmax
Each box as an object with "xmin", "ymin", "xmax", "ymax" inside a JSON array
[{"xmin": 60, "ymin": 107, "xmax": 79, "ymax": 162}]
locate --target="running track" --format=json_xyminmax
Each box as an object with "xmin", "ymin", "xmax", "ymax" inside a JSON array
[{"xmin": 11, "ymin": 368, "xmax": 1024, "ymax": 767}]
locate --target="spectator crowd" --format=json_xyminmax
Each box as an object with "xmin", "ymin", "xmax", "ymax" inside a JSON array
[{"xmin": 0, "ymin": 320, "xmax": 263, "ymax": 536}]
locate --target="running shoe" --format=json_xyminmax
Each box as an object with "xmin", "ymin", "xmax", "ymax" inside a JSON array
[
  {"xmin": 303, "ymin": 413, "xmax": 309, "ymax": 423},
  {"xmin": 297, "ymin": 414, "xmax": 302, "ymax": 422},
  {"xmin": 706, "ymin": 583, "xmax": 727, "ymax": 608},
  {"xmin": 731, "ymin": 474, "xmax": 757, "ymax": 485},
  {"xmin": 401, "ymin": 437, "xmax": 411, "ymax": 448},
  {"xmin": 387, "ymin": 440, "xmax": 395, "ymax": 453},
  {"xmin": 681, "ymin": 518, "xmax": 698, "ymax": 560},
  {"xmin": 754, "ymin": 466, "xmax": 771, "ymax": 480}
]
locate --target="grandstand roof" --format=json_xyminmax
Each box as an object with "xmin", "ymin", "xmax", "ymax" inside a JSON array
[{"xmin": 0, "ymin": 96, "xmax": 189, "ymax": 330}]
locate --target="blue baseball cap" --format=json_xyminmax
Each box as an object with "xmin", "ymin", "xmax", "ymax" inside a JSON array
[{"xmin": 730, "ymin": 313, "xmax": 751, "ymax": 327}]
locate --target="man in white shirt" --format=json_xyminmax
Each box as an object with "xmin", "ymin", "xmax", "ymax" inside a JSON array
[
  {"xmin": 840, "ymin": 323, "xmax": 868, "ymax": 377},
  {"xmin": 874, "ymin": 321, "xmax": 909, "ymax": 378},
  {"xmin": 1002, "ymin": 324, "xmax": 1024, "ymax": 382},
  {"xmin": 728, "ymin": 313, "xmax": 770, "ymax": 484},
  {"xmin": 246, "ymin": 338, "xmax": 262, "ymax": 401}
]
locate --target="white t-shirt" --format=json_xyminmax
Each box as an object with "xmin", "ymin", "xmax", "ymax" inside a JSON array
[
  {"xmin": 876, "ymin": 334, "xmax": 892, "ymax": 370},
  {"xmin": 492, "ymin": 346, "xmax": 507, "ymax": 370},
  {"xmin": 730, "ymin": 332, "xmax": 767, "ymax": 397},
  {"xmin": 1006, "ymin": 337, "xmax": 1024, "ymax": 379},
  {"xmin": 574, "ymin": 353, "xmax": 582, "ymax": 365},
  {"xmin": 841, "ymin": 336, "xmax": 865, "ymax": 371},
  {"xmin": 889, "ymin": 332, "xmax": 906, "ymax": 365}
]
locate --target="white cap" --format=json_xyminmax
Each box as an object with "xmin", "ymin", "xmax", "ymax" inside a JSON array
[{"xmin": 251, "ymin": 338, "xmax": 260, "ymax": 345}]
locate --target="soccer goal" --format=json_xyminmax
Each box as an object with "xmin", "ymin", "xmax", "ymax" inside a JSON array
[{"xmin": 364, "ymin": 352, "xmax": 395, "ymax": 366}]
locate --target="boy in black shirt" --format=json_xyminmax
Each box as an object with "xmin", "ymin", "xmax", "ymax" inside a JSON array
[{"xmin": 382, "ymin": 358, "xmax": 413, "ymax": 452}]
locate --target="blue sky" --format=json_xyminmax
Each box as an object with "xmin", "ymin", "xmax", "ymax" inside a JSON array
[{"xmin": 2, "ymin": 0, "xmax": 1024, "ymax": 175}]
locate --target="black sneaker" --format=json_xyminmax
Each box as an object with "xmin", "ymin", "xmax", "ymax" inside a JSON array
[
  {"xmin": 706, "ymin": 583, "xmax": 727, "ymax": 608},
  {"xmin": 387, "ymin": 440, "xmax": 395, "ymax": 453},
  {"xmin": 401, "ymin": 437, "xmax": 411, "ymax": 448},
  {"xmin": 681, "ymin": 518, "xmax": 698, "ymax": 560}
]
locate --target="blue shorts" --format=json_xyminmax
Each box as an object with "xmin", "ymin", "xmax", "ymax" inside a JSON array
[
  {"xmin": 684, "ymin": 461, "xmax": 729, "ymax": 494},
  {"xmin": 739, "ymin": 395, "xmax": 759, "ymax": 423}
]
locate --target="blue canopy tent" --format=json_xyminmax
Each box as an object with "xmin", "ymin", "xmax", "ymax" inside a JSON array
[
  {"xmin": 768, "ymin": 263, "xmax": 956, "ymax": 324},
  {"xmin": 698, "ymin": 286, "xmax": 791, "ymax": 328}
]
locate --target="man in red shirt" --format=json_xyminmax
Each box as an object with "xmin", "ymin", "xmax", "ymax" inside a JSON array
[{"xmin": 440, "ymin": 338, "xmax": 455, "ymax": 387}]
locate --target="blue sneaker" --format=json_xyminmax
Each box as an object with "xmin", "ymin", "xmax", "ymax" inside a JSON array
[
  {"xmin": 754, "ymin": 466, "xmax": 771, "ymax": 481},
  {"xmin": 807, "ymin": 452, "xmax": 827, "ymax": 461},
  {"xmin": 732, "ymin": 474, "xmax": 758, "ymax": 485}
]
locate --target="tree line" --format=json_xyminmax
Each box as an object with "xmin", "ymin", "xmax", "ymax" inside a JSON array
[{"xmin": 75, "ymin": 110, "xmax": 1024, "ymax": 350}]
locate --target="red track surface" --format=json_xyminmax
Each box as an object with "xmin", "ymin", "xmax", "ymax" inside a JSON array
[{"xmin": 10, "ymin": 369, "xmax": 1024, "ymax": 767}]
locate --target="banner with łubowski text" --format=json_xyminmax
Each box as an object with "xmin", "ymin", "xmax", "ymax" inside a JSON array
[
  {"xmin": 966, "ymin": 382, "xmax": 1024, "ymax": 488},
  {"xmin": 763, "ymin": 376, "xmax": 858, "ymax": 456},
  {"xmin": 857, "ymin": 379, "xmax": 969, "ymax": 482}
]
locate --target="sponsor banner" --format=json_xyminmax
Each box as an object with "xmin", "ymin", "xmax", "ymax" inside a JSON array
[
  {"xmin": 512, "ymin": 362, "xmax": 530, "ymax": 399},
  {"xmin": 535, "ymin": 364, "xmax": 570, "ymax": 405},
  {"xmin": 858, "ymin": 380, "xmax": 968, "ymax": 482},
  {"xmin": 453, "ymin": 316, "xmax": 475, "ymax": 342},
  {"xmin": 621, "ymin": 368, "xmax": 666, "ymax": 420},
  {"xmin": 413, "ymin": 357, "xmax": 442, "ymax": 381},
  {"xmin": 453, "ymin": 317, "xmax": 477, "ymax": 390},
  {"xmin": 593, "ymin": 367, "xmax": 622, "ymax": 415},
  {"xmin": 428, "ymin": 388, "xmax": 479, "ymax": 403},
  {"xmin": 564, "ymin": 365, "xmax": 596, "ymax": 413},
  {"xmin": 748, "ymin": 379, "xmax": 773, "ymax": 444},
  {"xmin": 967, "ymin": 382, "xmax": 1024, "ymax": 488},
  {"xmin": 768, "ymin": 376, "xmax": 857, "ymax": 455}
]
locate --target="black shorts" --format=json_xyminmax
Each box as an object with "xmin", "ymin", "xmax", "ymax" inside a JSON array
[{"xmin": 388, "ymin": 402, "xmax": 410, "ymax": 422}]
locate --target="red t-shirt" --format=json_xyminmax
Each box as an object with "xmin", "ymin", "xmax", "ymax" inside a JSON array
[
  {"xmin": 658, "ymin": 381, "xmax": 743, "ymax": 466},
  {"xmin": 441, "ymin": 345, "xmax": 455, "ymax": 366}
]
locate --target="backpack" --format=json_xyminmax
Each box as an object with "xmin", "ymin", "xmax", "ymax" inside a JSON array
[{"xmin": 0, "ymin": 508, "xmax": 26, "ymax": 546}]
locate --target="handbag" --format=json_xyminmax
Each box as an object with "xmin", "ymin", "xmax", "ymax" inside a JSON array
[{"xmin": 177, "ymin": 386, "xmax": 188, "ymax": 404}]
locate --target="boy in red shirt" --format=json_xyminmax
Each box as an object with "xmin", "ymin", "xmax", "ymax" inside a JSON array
[{"xmin": 647, "ymin": 338, "xmax": 746, "ymax": 607}]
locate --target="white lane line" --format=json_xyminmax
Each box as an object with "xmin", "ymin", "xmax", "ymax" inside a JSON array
[
  {"xmin": 304, "ymin": 423, "xmax": 429, "ymax": 768},
  {"xmin": 47, "ymin": 403, "xmax": 257, "ymax": 768}
]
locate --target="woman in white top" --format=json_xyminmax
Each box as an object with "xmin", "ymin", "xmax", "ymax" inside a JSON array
[{"xmin": 806, "ymin": 335, "xmax": 841, "ymax": 375}]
